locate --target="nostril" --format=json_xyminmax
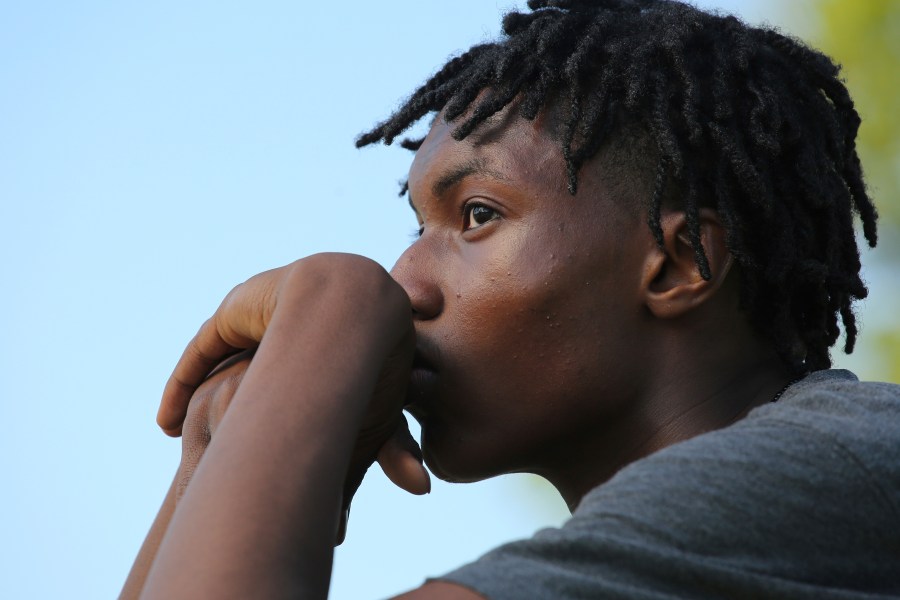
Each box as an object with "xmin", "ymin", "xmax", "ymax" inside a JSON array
[
  {"xmin": 391, "ymin": 247, "xmax": 443, "ymax": 320},
  {"xmin": 408, "ymin": 280, "xmax": 443, "ymax": 320}
]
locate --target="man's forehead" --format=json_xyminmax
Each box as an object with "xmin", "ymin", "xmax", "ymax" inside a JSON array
[
  {"xmin": 407, "ymin": 135, "xmax": 515, "ymax": 207},
  {"xmin": 407, "ymin": 119, "xmax": 506, "ymax": 193},
  {"xmin": 411, "ymin": 108, "xmax": 557, "ymax": 187},
  {"xmin": 431, "ymin": 158, "xmax": 508, "ymax": 196}
]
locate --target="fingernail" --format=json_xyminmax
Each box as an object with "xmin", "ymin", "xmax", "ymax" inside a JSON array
[
  {"xmin": 335, "ymin": 508, "xmax": 349, "ymax": 546},
  {"xmin": 421, "ymin": 464, "xmax": 431, "ymax": 494}
]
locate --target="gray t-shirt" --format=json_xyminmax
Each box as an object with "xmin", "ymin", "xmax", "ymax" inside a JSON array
[{"xmin": 438, "ymin": 369, "xmax": 900, "ymax": 599}]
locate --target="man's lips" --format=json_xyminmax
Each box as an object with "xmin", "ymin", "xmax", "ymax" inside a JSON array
[
  {"xmin": 413, "ymin": 333, "xmax": 442, "ymax": 369},
  {"xmin": 412, "ymin": 348, "xmax": 437, "ymax": 372},
  {"xmin": 406, "ymin": 345, "xmax": 440, "ymax": 409}
]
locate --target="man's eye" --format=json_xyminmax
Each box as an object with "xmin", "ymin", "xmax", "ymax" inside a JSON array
[{"xmin": 463, "ymin": 203, "xmax": 499, "ymax": 230}]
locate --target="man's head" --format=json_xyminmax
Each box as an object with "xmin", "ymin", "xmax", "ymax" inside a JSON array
[{"xmin": 359, "ymin": 0, "xmax": 878, "ymax": 375}]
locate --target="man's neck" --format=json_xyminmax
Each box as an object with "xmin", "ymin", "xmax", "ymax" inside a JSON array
[{"xmin": 539, "ymin": 350, "xmax": 794, "ymax": 513}]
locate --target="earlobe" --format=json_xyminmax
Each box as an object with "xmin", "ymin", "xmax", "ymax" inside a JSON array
[{"xmin": 641, "ymin": 208, "xmax": 733, "ymax": 319}]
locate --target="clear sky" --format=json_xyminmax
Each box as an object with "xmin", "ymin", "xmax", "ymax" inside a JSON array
[{"xmin": 1, "ymin": 1, "xmax": 873, "ymax": 598}]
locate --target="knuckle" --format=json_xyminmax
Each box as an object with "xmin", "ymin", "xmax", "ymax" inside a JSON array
[
  {"xmin": 208, "ymin": 370, "xmax": 243, "ymax": 435},
  {"xmin": 186, "ymin": 326, "xmax": 221, "ymax": 367},
  {"xmin": 182, "ymin": 389, "xmax": 210, "ymax": 436},
  {"xmin": 284, "ymin": 253, "xmax": 411, "ymax": 321},
  {"xmin": 299, "ymin": 253, "xmax": 385, "ymax": 282}
]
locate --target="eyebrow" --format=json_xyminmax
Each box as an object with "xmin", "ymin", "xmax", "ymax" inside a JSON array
[
  {"xmin": 407, "ymin": 158, "xmax": 508, "ymax": 214},
  {"xmin": 431, "ymin": 158, "xmax": 507, "ymax": 198}
]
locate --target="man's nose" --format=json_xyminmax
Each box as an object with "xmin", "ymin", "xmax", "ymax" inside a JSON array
[{"xmin": 390, "ymin": 243, "xmax": 444, "ymax": 321}]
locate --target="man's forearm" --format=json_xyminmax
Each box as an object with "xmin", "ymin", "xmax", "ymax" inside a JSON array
[
  {"xmin": 140, "ymin": 260, "xmax": 409, "ymax": 599},
  {"xmin": 121, "ymin": 350, "xmax": 257, "ymax": 600},
  {"xmin": 119, "ymin": 473, "xmax": 177, "ymax": 600}
]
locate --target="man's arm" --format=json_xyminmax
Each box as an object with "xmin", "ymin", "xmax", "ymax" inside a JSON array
[
  {"xmin": 140, "ymin": 254, "xmax": 415, "ymax": 599},
  {"xmin": 122, "ymin": 346, "xmax": 479, "ymax": 600},
  {"xmin": 118, "ymin": 475, "xmax": 177, "ymax": 600},
  {"xmin": 119, "ymin": 350, "xmax": 256, "ymax": 600}
]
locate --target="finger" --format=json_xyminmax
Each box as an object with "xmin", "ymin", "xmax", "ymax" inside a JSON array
[
  {"xmin": 335, "ymin": 507, "xmax": 349, "ymax": 547},
  {"xmin": 157, "ymin": 315, "xmax": 252, "ymax": 436},
  {"xmin": 157, "ymin": 270, "xmax": 284, "ymax": 436},
  {"xmin": 377, "ymin": 417, "xmax": 431, "ymax": 495}
]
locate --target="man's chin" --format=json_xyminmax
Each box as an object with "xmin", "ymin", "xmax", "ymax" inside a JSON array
[{"xmin": 419, "ymin": 423, "xmax": 496, "ymax": 485}]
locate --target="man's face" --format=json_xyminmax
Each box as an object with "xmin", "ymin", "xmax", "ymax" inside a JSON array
[{"xmin": 391, "ymin": 107, "xmax": 652, "ymax": 483}]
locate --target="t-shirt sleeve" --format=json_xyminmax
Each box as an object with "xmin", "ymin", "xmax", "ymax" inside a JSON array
[{"xmin": 433, "ymin": 407, "xmax": 900, "ymax": 600}]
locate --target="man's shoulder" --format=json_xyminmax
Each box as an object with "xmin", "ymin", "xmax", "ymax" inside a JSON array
[
  {"xmin": 593, "ymin": 369, "xmax": 900, "ymax": 507},
  {"xmin": 566, "ymin": 368, "xmax": 900, "ymax": 592},
  {"xmin": 638, "ymin": 369, "xmax": 900, "ymax": 470},
  {"xmin": 769, "ymin": 368, "xmax": 900, "ymax": 416},
  {"xmin": 437, "ymin": 369, "xmax": 900, "ymax": 599},
  {"xmin": 738, "ymin": 368, "xmax": 900, "ymax": 468}
]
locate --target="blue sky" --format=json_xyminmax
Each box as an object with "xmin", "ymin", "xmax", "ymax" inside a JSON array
[{"xmin": 3, "ymin": 1, "xmax": 887, "ymax": 598}]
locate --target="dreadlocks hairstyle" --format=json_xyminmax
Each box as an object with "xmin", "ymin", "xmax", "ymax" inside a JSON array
[{"xmin": 357, "ymin": 0, "xmax": 878, "ymax": 374}]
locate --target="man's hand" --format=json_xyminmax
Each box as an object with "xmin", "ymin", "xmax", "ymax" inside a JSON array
[
  {"xmin": 169, "ymin": 254, "xmax": 430, "ymax": 542},
  {"xmin": 141, "ymin": 253, "xmax": 438, "ymax": 598},
  {"xmin": 177, "ymin": 350, "xmax": 255, "ymax": 503},
  {"xmin": 157, "ymin": 263, "xmax": 287, "ymax": 438},
  {"xmin": 178, "ymin": 347, "xmax": 429, "ymax": 543}
]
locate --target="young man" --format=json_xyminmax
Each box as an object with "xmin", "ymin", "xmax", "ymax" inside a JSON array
[{"xmin": 122, "ymin": 0, "xmax": 900, "ymax": 598}]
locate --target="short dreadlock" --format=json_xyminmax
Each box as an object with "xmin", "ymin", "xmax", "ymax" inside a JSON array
[{"xmin": 356, "ymin": 0, "xmax": 878, "ymax": 375}]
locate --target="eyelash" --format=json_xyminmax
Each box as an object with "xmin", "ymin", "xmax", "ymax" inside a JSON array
[
  {"xmin": 463, "ymin": 201, "xmax": 499, "ymax": 230},
  {"xmin": 410, "ymin": 201, "xmax": 498, "ymax": 240}
]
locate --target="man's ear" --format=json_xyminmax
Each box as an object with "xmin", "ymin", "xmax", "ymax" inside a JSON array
[{"xmin": 640, "ymin": 208, "xmax": 733, "ymax": 319}]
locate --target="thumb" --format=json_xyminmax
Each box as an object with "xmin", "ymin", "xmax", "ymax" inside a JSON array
[{"xmin": 377, "ymin": 415, "xmax": 431, "ymax": 495}]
